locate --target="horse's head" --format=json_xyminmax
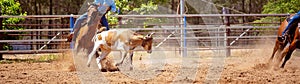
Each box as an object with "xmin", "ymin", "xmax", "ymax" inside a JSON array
[
  {"xmin": 87, "ymin": 3, "xmax": 100, "ymax": 26},
  {"xmin": 142, "ymin": 32, "xmax": 154, "ymax": 53}
]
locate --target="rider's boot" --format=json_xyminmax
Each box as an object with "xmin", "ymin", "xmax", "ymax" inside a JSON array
[{"xmin": 278, "ymin": 36, "xmax": 284, "ymax": 42}]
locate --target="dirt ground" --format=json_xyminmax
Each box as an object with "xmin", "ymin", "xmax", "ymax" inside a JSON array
[
  {"xmin": 0, "ymin": 52, "xmax": 80, "ymax": 84},
  {"xmin": 1, "ymin": 44, "xmax": 300, "ymax": 83}
]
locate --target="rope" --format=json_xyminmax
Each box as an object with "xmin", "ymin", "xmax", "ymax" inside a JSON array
[
  {"xmin": 230, "ymin": 28, "xmax": 250, "ymax": 46},
  {"xmin": 155, "ymin": 31, "xmax": 176, "ymax": 48},
  {"xmin": 38, "ymin": 32, "xmax": 61, "ymax": 51}
]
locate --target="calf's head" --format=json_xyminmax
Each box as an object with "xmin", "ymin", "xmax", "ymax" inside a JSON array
[{"xmin": 142, "ymin": 33, "xmax": 154, "ymax": 53}]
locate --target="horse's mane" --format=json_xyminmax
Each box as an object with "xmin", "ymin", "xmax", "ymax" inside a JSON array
[{"xmin": 88, "ymin": 3, "xmax": 98, "ymax": 8}]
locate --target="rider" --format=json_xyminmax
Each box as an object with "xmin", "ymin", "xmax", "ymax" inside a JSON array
[
  {"xmin": 67, "ymin": 0, "xmax": 117, "ymax": 42},
  {"xmin": 279, "ymin": 10, "xmax": 300, "ymax": 42}
]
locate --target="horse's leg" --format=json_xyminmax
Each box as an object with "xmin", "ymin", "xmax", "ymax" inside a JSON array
[
  {"xmin": 280, "ymin": 41, "xmax": 298, "ymax": 68},
  {"xmin": 128, "ymin": 50, "xmax": 134, "ymax": 70},
  {"xmin": 73, "ymin": 28, "xmax": 79, "ymax": 39},
  {"xmin": 280, "ymin": 50, "xmax": 293, "ymax": 68},
  {"xmin": 276, "ymin": 40, "xmax": 297, "ymax": 68},
  {"xmin": 269, "ymin": 41, "xmax": 280, "ymax": 63},
  {"xmin": 74, "ymin": 29, "xmax": 85, "ymax": 52}
]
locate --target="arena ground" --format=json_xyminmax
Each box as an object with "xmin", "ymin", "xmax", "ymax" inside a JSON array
[{"xmin": 1, "ymin": 43, "xmax": 300, "ymax": 84}]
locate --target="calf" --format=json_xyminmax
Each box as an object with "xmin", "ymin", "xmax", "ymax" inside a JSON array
[{"xmin": 87, "ymin": 29, "xmax": 154, "ymax": 71}]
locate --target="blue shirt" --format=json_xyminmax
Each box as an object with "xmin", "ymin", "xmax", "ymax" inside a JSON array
[
  {"xmin": 297, "ymin": 10, "xmax": 300, "ymax": 14},
  {"xmin": 94, "ymin": 0, "xmax": 117, "ymax": 12}
]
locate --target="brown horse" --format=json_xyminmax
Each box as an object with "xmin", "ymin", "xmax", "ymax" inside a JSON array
[
  {"xmin": 74, "ymin": 3, "xmax": 101, "ymax": 52},
  {"xmin": 269, "ymin": 15, "xmax": 300, "ymax": 68}
]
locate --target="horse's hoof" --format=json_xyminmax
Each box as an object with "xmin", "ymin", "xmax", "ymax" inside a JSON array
[
  {"xmin": 273, "ymin": 67, "xmax": 280, "ymax": 71},
  {"xmin": 280, "ymin": 66, "xmax": 285, "ymax": 68},
  {"xmin": 129, "ymin": 67, "xmax": 133, "ymax": 71},
  {"xmin": 87, "ymin": 64, "xmax": 90, "ymax": 67}
]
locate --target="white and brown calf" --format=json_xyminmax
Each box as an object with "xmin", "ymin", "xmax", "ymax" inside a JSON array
[{"xmin": 87, "ymin": 29, "xmax": 154, "ymax": 71}]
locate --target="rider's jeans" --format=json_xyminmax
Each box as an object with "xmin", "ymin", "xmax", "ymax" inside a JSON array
[{"xmin": 282, "ymin": 14, "xmax": 300, "ymax": 35}]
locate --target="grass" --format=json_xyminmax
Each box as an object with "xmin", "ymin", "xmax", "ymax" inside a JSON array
[
  {"xmin": 0, "ymin": 54, "xmax": 60, "ymax": 64},
  {"xmin": 37, "ymin": 54, "xmax": 59, "ymax": 62}
]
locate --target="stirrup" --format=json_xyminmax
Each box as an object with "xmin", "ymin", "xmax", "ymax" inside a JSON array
[{"xmin": 277, "ymin": 36, "xmax": 285, "ymax": 42}]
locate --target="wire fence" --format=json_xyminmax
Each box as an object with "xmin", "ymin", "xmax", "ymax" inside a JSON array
[{"xmin": 0, "ymin": 14, "xmax": 288, "ymax": 54}]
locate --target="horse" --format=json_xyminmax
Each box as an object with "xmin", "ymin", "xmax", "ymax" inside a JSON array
[
  {"xmin": 73, "ymin": 3, "xmax": 119, "ymax": 71},
  {"xmin": 269, "ymin": 14, "xmax": 300, "ymax": 68},
  {"xmin": 74, "ymin": 3, "xmax": 101, "ymax": 51}
]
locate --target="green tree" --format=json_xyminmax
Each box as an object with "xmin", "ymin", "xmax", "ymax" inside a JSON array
[
  {"xmin": 252, "ymin": 0, "xmax": 300, "ymax": 36},
  {"xmin": 0, "ymin": 0, "xmax": 26, "ymax": 50},
  {"xmin": 115, "ymin": 0, "xmax": 168, "ymax": 15},
  {"xmin": 262, "ymin": 0, "xmax": 300, "ymax": 14},
  {"xmin": 255, "ymin": 0, "xmax": 300, "ymax": 24},
  {"xmin": 108, "ymin": 0, "xmax": 168, "ymax": 28}
]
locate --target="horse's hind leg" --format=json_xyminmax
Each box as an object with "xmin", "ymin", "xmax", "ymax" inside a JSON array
[
  {"xmin": 280, "ymin": 41, "xmax": 297, "ymax": 68},
  {"xmin": 280, "ymin": 51, "xmax": 293, "ymax": 68}
]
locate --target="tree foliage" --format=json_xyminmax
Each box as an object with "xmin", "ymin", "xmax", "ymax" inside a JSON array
[
  {"xmin": 0, "ymin": 0, "xmax": 26, "ymax": 50},
  {"xmin": 115, "ymin": 0, "xmax": 168, "ymax": 15},
  {"xmin": 255, "ymin": 0, "xmax": 300, "ymax": 25},
  {"xmin": 108, "ymin": 0, "xmax": 168, "ymax": 28},
  {"xmin": 262, "ymin": 0, "xmax": 300, "ymax": 14},
  {"xmin": 1, "ymin": 0, "xmax": 26, "ymax": 28}
]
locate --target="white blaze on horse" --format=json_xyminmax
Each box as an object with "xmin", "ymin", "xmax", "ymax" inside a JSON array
[{"xmin": 86, "ymin": 29, "xmax": 154, "ymax": 71}]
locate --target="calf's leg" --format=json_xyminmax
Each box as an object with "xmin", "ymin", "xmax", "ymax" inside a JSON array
[
  {"xmin": 128, "ymin": 50, "xmax": 134, "ymax": 70},
  {"xmin": 96, "ymin": 50, "xmax": 111, "ymax": 72},
  {"xmin": 87, "ymin": 42, "xmax": 101, "ymax": 67},
  {"xmin": 115, "ymin": 51, "xmax": 128, "ymax": 66}
]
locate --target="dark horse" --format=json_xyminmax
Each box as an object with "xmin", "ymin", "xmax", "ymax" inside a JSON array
[
  {"xmin": 269, "ymin": 14, "xmax": 300, "ymax": 68},
  {"xmin": 74, "ymin": 3, "xmax": 102, "ymax": 51}
]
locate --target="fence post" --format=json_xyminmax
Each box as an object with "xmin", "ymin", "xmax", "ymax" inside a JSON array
[
  {"xmin": 180, "ymin": 0, "xmax": 187, "ymax": 57},
  {"xmin": 69, "ymin": 14, "xmax": 74, "ymax": 49},
  {"xmin": 0, "ymin": 7, "xmax": 3, "ymax": 60},
  {"xmin": 70, "ymin": 14, "xmax": 74, "ymax": 29},
  {"xmin": 183, "ymin": 16, "xmax": 187, "ymax": 57},
  {"xmin": 222, "ymin": 7, "xmax": 231, "ymax": 57}
]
